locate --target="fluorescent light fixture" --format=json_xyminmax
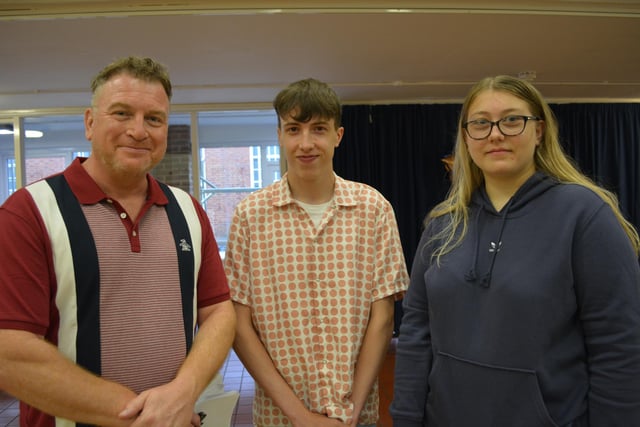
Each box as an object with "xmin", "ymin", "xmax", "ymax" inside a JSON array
[
  {"xmin": 0, "ymin": 126, "xmax": 44, "ymax": 138},
  {"xmin": 26, "ymin": 130, "xmax": 44, "ymax": 138}
]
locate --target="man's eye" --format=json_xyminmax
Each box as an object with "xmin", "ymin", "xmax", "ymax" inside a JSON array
[
  {"xmin": 111, "ymin": 111, "xmax": 134, "ymax": 120},
  {"xmin": 147, "ymin": 116, "xmax": 163, "ymax": 124}
]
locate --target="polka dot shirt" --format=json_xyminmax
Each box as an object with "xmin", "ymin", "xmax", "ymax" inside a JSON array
[{"xmin": 225, "ymin": 173, "xmax": 409, "ymax": 426}]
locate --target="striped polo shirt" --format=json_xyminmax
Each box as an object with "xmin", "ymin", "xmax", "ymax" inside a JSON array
[{"xmin": 0, "ymin": 158, "xmax": 230, "ymax": 427}]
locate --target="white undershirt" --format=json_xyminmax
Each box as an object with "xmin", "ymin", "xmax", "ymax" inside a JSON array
[{"xmin": 296, "ymin": 199, "xmax": 333, "ymax": 228}]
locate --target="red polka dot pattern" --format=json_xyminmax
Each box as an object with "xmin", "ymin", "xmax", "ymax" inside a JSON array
[{"xmin": 225, "ymin": 174, "xmax": 409, "ymax": 426}]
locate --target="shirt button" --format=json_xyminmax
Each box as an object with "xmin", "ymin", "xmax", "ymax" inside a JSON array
[
  {"xmin": 132, "ymin": 230, "xmax": 137, "ymax": 237},
  {"xmin": 120, "ymin": 212, "xmax": 127, "ymax": 219}
]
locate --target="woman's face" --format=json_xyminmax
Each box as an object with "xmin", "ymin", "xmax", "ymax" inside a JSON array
[{"xmin": 464, "ymin": 89, "xmax": 544, "ymax": 185}]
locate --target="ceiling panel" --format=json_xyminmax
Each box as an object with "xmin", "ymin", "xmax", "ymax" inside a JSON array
[{"xmin": 1, "ymin": 1, "xmax": 639, "ymax": 112}]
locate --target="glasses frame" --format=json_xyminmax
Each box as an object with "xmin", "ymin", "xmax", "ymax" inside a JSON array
[{"xmin": 463, "ymin": 115, "xmax": 541, "ymax": 140}]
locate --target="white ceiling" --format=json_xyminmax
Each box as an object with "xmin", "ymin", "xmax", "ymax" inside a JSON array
[{"xmin": 1, "ymin": 0, "xmax": 639, "ymax": 113}]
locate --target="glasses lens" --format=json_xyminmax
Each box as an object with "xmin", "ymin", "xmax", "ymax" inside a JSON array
[
  {"xmin": 466, "ymin": 120, "xmax": 492, "ymax": 139},
  {"xmin": 498, "ymin": 116, "xmax": 526, "ymax": 136}
]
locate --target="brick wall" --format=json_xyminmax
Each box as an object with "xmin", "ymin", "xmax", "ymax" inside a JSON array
[
  {"xmin": 202, "ymin": 146, "xmax": 251, "ymax": 243},
  {"xmin": 153, "ymin": 124, "xmax": 192, "ymax": 193},
  {"xmin": 25, "ymin": 157, "xmax": 66, "ymax": 185}
]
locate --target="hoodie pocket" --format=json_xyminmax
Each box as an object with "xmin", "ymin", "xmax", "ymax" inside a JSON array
[{"xmin": 427, "ymin": 351, "xmax": 558, "ymax": 427}]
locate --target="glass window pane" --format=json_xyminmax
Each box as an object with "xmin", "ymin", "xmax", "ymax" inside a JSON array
[
  {"xmin": 0, "ymin": 124, "xmax": 14, "ymax": 204},
  {"xmin": 23, "ymin": 115, "xmax": 87, "ymax": 185},
  {"xmin": 198, "ymin": 110, "xmax": 279, "ymax": 255}
]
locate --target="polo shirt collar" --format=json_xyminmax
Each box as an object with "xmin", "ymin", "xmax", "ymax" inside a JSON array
[{"xmin": 63, "ymin": 157, "xmax": 169, "ymax": 206}]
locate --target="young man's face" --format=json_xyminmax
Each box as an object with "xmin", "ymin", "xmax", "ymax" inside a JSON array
[{"xmin": 277, "ymin": 112, "xmax": 344, "ymax": 183}]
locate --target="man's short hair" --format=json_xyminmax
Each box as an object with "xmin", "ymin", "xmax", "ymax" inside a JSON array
[
  {"xmin": 90, "ymin": 56, "xmax": 172, "ymax": 103},
  {"xmin": 273, "ymin": 78, "xmax": 342, "ymax": 128}
]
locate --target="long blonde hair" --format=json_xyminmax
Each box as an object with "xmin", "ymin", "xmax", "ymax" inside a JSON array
[{"xmin": 427, "ymin": 75, "xmax": 639, "ymax": 261}]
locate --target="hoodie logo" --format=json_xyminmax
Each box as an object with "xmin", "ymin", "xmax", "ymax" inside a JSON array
[
  {"xmin": 489, "ymin": 241, "xmax": 502, "ymax": 253},
  {"xmin": 179, "ymin": 238, "xmax": 192, "ymax": 252}
]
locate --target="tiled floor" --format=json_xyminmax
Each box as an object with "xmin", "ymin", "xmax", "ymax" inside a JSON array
[
  {"xmin": 0, "ymin": 390, "xmax": 18, "ymax": 427},
  {"xmin": 0, "ymin": 340, "xmax": 396, "ymax": 427}
]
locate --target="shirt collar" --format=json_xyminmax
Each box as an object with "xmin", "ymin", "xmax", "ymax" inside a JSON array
[
  {"xmin": 62, "ymin": 157, "xmax": 169, "ymax": 206},
  {"xmin": 270, "ymin": 172, "xmax": 358, "ymax": 207}
]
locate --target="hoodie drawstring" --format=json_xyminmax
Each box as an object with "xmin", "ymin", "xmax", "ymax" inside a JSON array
[
  {"xmin": 466, "ymin": 198, "xmax": 514, "ymax": 288},
  {"xmin": 464, "ymin": 208, "xmax": 482, "ymax": 283}
]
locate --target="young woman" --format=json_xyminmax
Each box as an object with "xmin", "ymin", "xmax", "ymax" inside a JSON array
[{"xmin": 390, "ymin": 75, "xmax": 640, "ymax": 427}]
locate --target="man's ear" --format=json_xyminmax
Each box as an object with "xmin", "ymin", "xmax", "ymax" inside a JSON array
[
  {"xmin": 335, "ymin": 126, "xmax": 344, "ymax": 147},
  {"xmin": 84, "ymin": 108, "xmax": 94, "ymax": 141},
  {"xmin": 276, "ymin": 126, "xmax": 283, "ymax": 146}
]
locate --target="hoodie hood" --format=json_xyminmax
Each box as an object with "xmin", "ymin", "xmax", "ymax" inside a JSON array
[{"xmin": 464, "ymin": 172, "xmax": 557, "ymax": 287}]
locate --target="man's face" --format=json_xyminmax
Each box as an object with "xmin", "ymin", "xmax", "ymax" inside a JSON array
[
  {"xmin": 277, "ymin": 112, "xmax": 343, "ymax": 182},
  {"xmin": 84, "ymin": 73, "xmax": 170, "ymax": 180}
]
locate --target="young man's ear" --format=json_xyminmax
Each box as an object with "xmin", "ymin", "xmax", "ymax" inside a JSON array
[{"xmin": 335, "ymin": 127, "xmax": 344, "ymax": 147}]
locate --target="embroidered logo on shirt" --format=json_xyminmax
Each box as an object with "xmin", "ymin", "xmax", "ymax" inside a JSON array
[
  {"xmin": 179, "ymin": 239, "xmax": 192, "ymax": 252},
  {"xmin": 489, "ymin": 241, "xmax": 502, "ymax": 253}
]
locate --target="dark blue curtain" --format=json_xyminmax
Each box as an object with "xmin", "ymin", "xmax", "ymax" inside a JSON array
[
  {"xmin": 335, "ymin": 104, "xmax": 461, "ymax": 269},
  {"xmin": 553, "ymin": 103, "xmax": 640, "ymax": 228},
  {"xmin": 334, "ymin": 103, "xmax": 640, "ymax": 333}
]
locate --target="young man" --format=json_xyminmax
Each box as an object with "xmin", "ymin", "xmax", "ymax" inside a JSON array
[
  {"xmin": 0, "ymin": 56, "xmax": 235, "ymax": 427},
  {"xmin": 225, "ymin": 78, "xmax": 409, "ymax": 427}
]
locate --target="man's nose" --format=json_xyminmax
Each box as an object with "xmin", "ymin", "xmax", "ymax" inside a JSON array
[
  {"xmin": 127, "ymin": 115, "xmax": 149, "ymax": 140},
  {"xmin": 299, "ymin": 129, "xmax": 314, "ymax": 148}
]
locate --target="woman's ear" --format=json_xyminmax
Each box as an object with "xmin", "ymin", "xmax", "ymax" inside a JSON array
[{"xmin": 536, "ymin": 120, "xmax": 545, "ymax": 145}]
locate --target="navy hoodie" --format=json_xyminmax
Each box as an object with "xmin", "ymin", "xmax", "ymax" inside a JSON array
[{"xmin": 391, "ymin": 172, "xmax": 640, "ymax": 427}]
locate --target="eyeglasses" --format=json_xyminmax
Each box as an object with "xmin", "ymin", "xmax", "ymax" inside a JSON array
[{"xmin": 463, "ymin": 115, "xmax": 541, "ymax": 140}]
